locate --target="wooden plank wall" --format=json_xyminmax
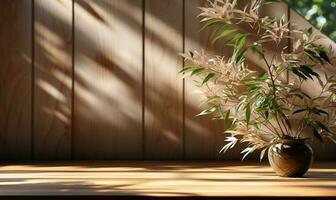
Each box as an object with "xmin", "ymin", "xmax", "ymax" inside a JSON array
[
  {"xmin": 144, "ymin": 0, "xmax": 183, "ymax": 159},
  {"xmin": 0, "ymin": 0, "xmax": 335, "ymax": 160},
  {"xmin": 74, "ymin": 0, "xmax": 143, "ymax": 159},
  {"xmin": 34, "ymin": 0, "xmax": 72, "ymax": 159},
  {"xmin": 0, "ymin": 0, "xmax": 32, "ymax": 160}
]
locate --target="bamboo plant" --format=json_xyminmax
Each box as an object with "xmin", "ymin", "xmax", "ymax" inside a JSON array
[{"xmin": 180, "ymin": 0, "xmax": 336, "ymax": 160}]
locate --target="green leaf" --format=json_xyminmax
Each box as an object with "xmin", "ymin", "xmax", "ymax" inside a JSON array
[
  {"xmin": 235, "ymin": 35, "xmax": 247, "ymax": 51},
  {"xmin": 202, "ymin": 73, "xmax": 215, "ymax": 85},
  {"xmin": 206, "ymin": 95, "xmax": 220, "ymax": 104},
  {"xmin": 223, "ymin": 109, "xmax": 230, "ymax": 126},
  {"xmin": 304, "ymin": 49, "xmax": 323, "ymax": 63},
  {"xmin": 292, "ymin": 68, "xmax": 307, "ymax": 80},
  {"xmin": 210, "ymin": 24, "xmax": 226, "ymax": 41},
  {"xmin": 300, "ymin": 65, "xmax": 319, "ymax": 78},
  {"xmin": 197, "ymin": 107, "xmax": 217, "ymax": 116},
  {"xmin": 191, "ymin": 68, "xmax": 205, "ymax": 76},
  {"xmin": 245, "ymin": 103, "xmax": 251, "ymax": 127},
  {"xmin": 199, "ymin": 19, "xmax": 223, "ymax": 32},
  {"xmin": 212, "ymin": 28, "xmax": 237, "ymax": 43},
  {"xmin": 235, "ymin": 48, "xmax": 247, "ymax": 63},
  {"xmin": 299, "ymin": 68, "xmax": 314, "ymax": 80},
  {"xmin": 318, "ymin": 50, "xmax": 331, "ymax": 64},
  {"xmin": 179, "ymin": 65, "xmax": 197, "ymax": 74}
]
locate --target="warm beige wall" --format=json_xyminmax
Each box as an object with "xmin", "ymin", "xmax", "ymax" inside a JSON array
[{"xmin": 0, "ymin": 0, "xmax": 335, "ymax": 160}]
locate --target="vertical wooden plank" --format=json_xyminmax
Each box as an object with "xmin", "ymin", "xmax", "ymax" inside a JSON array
[
  {"xmin": 74, "ymin": 0, "xmax": 143, "ymax": 159},
  {"xmin": 184, "ymin": 0, "xmax": 228, "ymax": 160},
  {"xmin": 144, "ymin": 0, "xmax": 184, "ymax": 159},
  {"xmin": 34, "ymin": 0, "xmax": 73, "ymax": 159},
  {"xmin": 0, "ymin": 0, "xmax": 32, "ymax": 160}
]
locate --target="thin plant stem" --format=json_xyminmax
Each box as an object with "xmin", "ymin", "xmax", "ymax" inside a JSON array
[{"xmin": 261, "ymin": 55, "xmax": 288, "ymax": 137}]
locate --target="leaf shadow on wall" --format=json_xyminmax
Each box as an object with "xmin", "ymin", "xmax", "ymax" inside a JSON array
[{"xmin": 33, "ymin": 0, "xmax": 277, "ymax": 161}]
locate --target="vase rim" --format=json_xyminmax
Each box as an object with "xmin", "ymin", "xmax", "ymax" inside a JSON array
[{"xmin": 276, "ymin": 137, "xmax": 311, "ymax": 144}]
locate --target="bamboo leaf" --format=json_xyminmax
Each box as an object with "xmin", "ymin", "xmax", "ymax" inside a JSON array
[
  {"xmin": 220, "ymin": 136, "xmax": 238, "ymax": 153},
  {"xmin": 260, "ymin": 148, "xmax": 268, "ymax": 162},
  {"xmin": 191, "ymin": 68, "xmax": 205, "ymax": 76},
  {"xmin": 202, "ymin": 73, "xmax": 215, "ymax": 85},
  {"xmin": 223, "ymin": 109, "xmax": 230, "ymax": 125},
  {"xmin": 241, "ymin": 147, "xmax": 256, "ymax": 160},
  {"xmin": 212, "ymin": 28, "xmax": 237, "ymax": 43},
  {"xmin": 206, "ymin": 95, "xmax": 220, "ymax": 104},
  {"xmin": 319, "ymin": 50, "xmax": 331, "ymax": 64},
  {"xmin": 179, "ymin": 65, "xmax": 198, "ymax": 74},
  {"xmin": 292, "ymin": 68, "xmax": 308, "ymax": 80},
  {"xmin": 235, "ymin": 35, "xmax": 247, "ymax": 51},
  {"xmin": 300, "ymin": 65, "xmax": 319, "ymax": 78},
  {"xmin": 199, "ymin": 19, "xmax": 223, "ymax": 32},
  {"xmin": 298, "ymin": 67, "xmax": 314, "ymax": 80},
  {"xmin": 235, "ymin": 48, "xmax": 247, "ymax": 63},
  {"xmin": 305, "ymin": 49, "xmax": 323, "ymax": 63},
  {"xmin": 246, "ymin": 103, "xmax": 251, "ymax": 127},
  {"xmin": 197, "ymin": 107, "xmax": 217, "ymax": 116}
]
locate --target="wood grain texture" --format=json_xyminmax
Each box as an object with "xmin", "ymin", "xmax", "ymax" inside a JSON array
[
  {"xmin": 144, "ymin": 0, "xmax": 183, "ymax": 159},
  {"xmin": 74, "ymin": 0, "xmax": 143, "ymax": 159},
  {"xmin": 184, "ymin": 0, "xmax": 226, "ymax": 160},
  {"xmin": 34, "ymin": 0, "xmax": 72, "ymax": 159},
  {"xmin": 0, "ymin": 161, "xmax": 335, "ymax": 196},
  {"xmin": 0, "ymin": 0, "xmax": 32, "ymax": 160}
]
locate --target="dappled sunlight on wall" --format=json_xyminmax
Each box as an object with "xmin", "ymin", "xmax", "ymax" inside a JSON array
[
  {"xmin": 144, "ymin": 0, "xmax": 184, "ymax": 159},
  {"xmin": 74, "ymin": 0, "xmax": 143, "ymax": 159},
  {"xmin": 34, "ymin": 0, "xmax": 72, "ymax": 159},
  {"xmin": 1, "ymin": 0, "xmax": 335, "ymax": 160}
]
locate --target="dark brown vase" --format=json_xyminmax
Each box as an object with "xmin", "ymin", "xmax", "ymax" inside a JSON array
[{"xmin": 268, "ymin": 138, "xmax": 313, "ymax": 177}]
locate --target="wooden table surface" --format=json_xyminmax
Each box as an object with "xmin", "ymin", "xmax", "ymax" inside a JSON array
[{"xmin": 0, "ymin": 161, "xmax": 335, "ymax": 197}]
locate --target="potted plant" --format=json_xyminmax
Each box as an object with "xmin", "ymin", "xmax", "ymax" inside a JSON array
[{"xmin": 181, "ymin": 0, "xmax": 336, "ymax": 177}]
